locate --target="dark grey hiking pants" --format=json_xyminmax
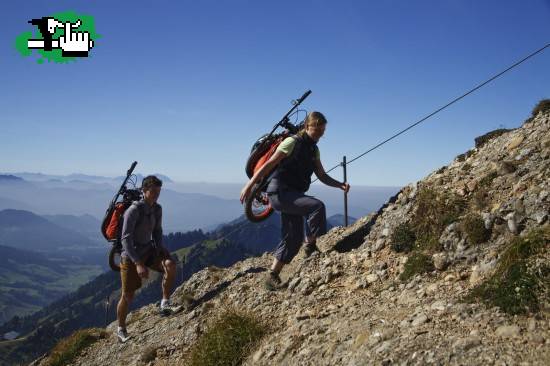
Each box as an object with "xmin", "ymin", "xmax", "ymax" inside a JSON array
[{"xmin": 268, "ymin": 190, "xmax": 327, "ymax": 264}]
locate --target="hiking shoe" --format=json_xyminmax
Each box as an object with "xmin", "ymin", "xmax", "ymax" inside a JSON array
[
  {"xmin": 116, "ymin": 328, "xmax": 130, "ymax": 343},
  {"xmin": 303, "ymin": 242, "xmax": 320, "ymax": 257},
  {"xmin": 264, "ymin": 271, "xmax": 283, "ymax": 291},
  {"xmin": 159, "ymin": 301, "xmax": 183, "ymax": 317}
]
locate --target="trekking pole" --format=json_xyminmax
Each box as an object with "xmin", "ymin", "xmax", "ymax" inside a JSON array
[
  {"xmin": 180, "ymin": 260, "xmax": 184, "ymax": 285},
  {"xmin": 104, "ymin": 295, "xmax": 109, "ymax": 327},
  {"xmin": 342, "ymin": 156, "xmax": 349, "ymax": 227}
]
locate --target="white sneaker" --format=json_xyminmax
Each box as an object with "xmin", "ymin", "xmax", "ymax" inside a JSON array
[
  {"xmin": 159, "ymin": 301, "xmax": 183, "ymax": 316},
  {"xmin": 116, "ymin": 328, "xmax": 130, "ymax": 343}
]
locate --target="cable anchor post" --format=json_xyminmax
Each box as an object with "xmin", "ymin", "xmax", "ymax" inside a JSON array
[{"xmin": 342, "ymin": 156, "xmax": 349, "ymax": 227}]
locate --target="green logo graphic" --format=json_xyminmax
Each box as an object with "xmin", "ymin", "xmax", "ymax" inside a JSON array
[{"xmin": 15, "ymin": 11, "xmax": 100, "ymax": 64}]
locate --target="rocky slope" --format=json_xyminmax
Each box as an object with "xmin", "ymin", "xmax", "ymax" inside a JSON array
[{"xmin": 33, "ymin": 104, "xmax": 549, "ymax": 365}]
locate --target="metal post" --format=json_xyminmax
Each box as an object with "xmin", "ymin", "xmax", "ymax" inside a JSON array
[
  {"xmin": 104, "ymin": 295, "xmax": 109, "ymax": 327},
  {"xmin": 343, "ymin": 156, "xmax": 348, "ymax": 227},
  {"xmin": 180, "ymin": 258, "xmax": 184, "ymax": 285}
]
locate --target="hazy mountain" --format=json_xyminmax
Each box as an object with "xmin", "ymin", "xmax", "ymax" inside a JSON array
[
  {"xmin": 0, "ymin": 196, "xmax": 32, "ymax": 211},
  {"xmin": 113, "ymin": 173, "xmax": 173, "ymax": 184},
  {"xmin": 0, "ymin": 175, "xmax": 25, "ymax": 183},
  {"xmin": 9, "ymin": 172, "xmax": 173, "ymax": 185},
  {"xmin": 327, "ymin": 214, "xmax": 357, "ymax": 227},
  {"xmin": 42, "ymin": 214, "xmax": 103, "ymax": 242},
  {"xmin": 1, "ymin": 172, "xmax": 399, "ymax": 233},
  {"xmin": 0, "ymin": 209, "xmax": 98, "ymax": 253},
  {"xmin": 0, "ymin": 177, "xmax": 243, "ymax": 233}
]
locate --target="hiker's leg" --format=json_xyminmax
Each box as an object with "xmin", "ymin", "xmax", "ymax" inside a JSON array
[
  {"xmin": 118, "ymin": 257, "xmax": 140, "ymax": 328},
  {"xmin": 161, "ymin": 258, "xmax": 176, "ymax": 300},
  {"xmin": 117, "ymin": 291, "xmax": 134, "ymax": 328},
  {"xmin": 274, "ymin": 191, "xmax": 326, "ymax": 243},
  {"xmin": 304, "ymin": 196, "xmax": 326, "ymax": 241},
  {"xmin": 270, "ymin": 258, "xmax": 284, "ymax": 274},
  {"xmin": 272, "ymin": 211, "xmax": 304, "ymax": 266}
]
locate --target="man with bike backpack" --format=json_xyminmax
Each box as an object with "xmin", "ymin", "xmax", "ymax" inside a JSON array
[
  {"xmin": 240, "ymin": 111, "xmax": 350, "ymax": 290},
  {"xmin": 116, "ymin": 175, "xmax": 182, "ymax": 342}
]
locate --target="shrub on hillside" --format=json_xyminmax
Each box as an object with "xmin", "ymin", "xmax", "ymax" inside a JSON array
[
  {"xmin": 45, "ymin": 328, "xmax": 106, "ymax": 366},
  {"xmin": 400, "ymin": 253, "xmax": 435, "ymax": 282},
  {"xmin": 531, "ymin": 99, "xmax": 550, "ymax": 118},
  {"xmin": 466, "ymin": 226, "xmax": 550, "ymax": 315},
  {"xmin": 460, "ymin": 214, "xmax": 491, "ymax": 245},
  {"xmin": 411, "ymin": 186, "xmax": 466, "ymax": 252},
  {"xmin": 524, "ymin": 99, "xmax": 550, "ymax": 125},
  {"xmin": 390, "ymin": 223, "xmax": 416, "ymax": 253},
  {"xmin": 474, "ymin": 128, "xmax": 512, "ymax": 149},
  {"xmin": 187, "ymin": 309, "xmax": 266, "ymax": 366}
]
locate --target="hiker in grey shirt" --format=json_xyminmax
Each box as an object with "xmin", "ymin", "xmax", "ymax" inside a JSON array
[{"xmin": 116, "ymin": 175, "xmax": 182, "ymax": 342}]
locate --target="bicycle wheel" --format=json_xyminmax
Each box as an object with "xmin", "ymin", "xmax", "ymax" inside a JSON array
[
  {"xmin": 245, "ymin": 182, "xmax": 274, "ymax": 222},
  {"xmin": 109, "ymin": 244, "xmax": 122, "ymax": 272}
]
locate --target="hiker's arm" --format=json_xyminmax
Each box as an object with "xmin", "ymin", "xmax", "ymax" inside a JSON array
[
  {"xmin": 314, "ymin": 159, "xmax": 350, "ymax": 193},
  {"xmin": 121, "ymin": 205, "xmax": 142, "ymax": 264},
  {"xmin": 153, "ymin": 205, "xmax": 169, "ymax": 254},
  {"xmin": 240, "ymin": 150, "xmax": 286, "ymax": 203},
  {"xmin": 153, "ymin": 205, "xmax": 163, "ymax": 246}
]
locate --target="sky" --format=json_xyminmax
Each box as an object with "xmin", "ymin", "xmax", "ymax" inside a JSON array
[{"xmin": 0, "ymin": 0, "xmax": 549, "ymax": 187}]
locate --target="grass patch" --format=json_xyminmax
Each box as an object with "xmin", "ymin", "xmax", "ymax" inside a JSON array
[
  {"xmin": 186, "ymin": 309, "xmax": 267, "ymax": 366},
  {"xmin": 390, "ymin": 223, "xmax": 416, "ymax": 253},
  {"xmin": 524, "ymin": 99, "xmax": 550, "ymax": 125},
  {"xmin": 45, "ymin": 328, "xmax": 106, "ymax": 366},
  {"xmin": 455, "ymin": 149, "xmax": 475, "ymax": 162},
  {"xmin": 460, "ymin": 214, "xmax": 491, "ymax": 245},
  {"xmin": 466, "ymin": 226, "xmax": 550, "ymax": 315},
  {"xmin": 531, "ymin": 99, "xmax": 550, "ymax": 118},
  {"xmin": 474, "ymin": 128, "xmax": 512, "ymax": 149},
  {"xmin": 469, "ymin": 171, "xmax": 499, "ymax": 210},
  {"xmin": 470, "ymin": 189, "xmax": 489, "ymax": 211},
  {"xmin": 411, "ymin": 186, "xmax": 466, "ymax": 252},
  {"xmin": 478, "ymin": 170, "xmax": 498, "ymax": 188},
  {"xmin": 400, "ymin": 253, "xmax": 434, "ymax": 282},
  {"xmin": 461, "ymin": 163, "xmax": 472, "ymax": 173}
]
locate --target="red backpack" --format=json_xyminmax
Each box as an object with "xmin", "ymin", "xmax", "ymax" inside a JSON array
[
  {"xmin": 243, "ymin": 90, "xmax": 312, "ymax": 223},
  {"xmin": 100, "ymin": 162, "xmax": 142, "ymax": 271}
]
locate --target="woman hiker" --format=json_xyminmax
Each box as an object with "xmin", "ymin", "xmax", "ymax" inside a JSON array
[{"xmin": 240, "ymin": 111, "xmax": 350, "ymax": 290}]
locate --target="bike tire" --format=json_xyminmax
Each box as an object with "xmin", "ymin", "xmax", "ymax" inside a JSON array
[{"xmin": 245, "ymin": 182, "xmax": 274, "ymax": 223}]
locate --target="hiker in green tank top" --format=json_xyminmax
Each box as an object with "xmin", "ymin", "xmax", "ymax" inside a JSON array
[{"xmin": 240, "ymin": 111, "xmax": 350, "ymax": 290}]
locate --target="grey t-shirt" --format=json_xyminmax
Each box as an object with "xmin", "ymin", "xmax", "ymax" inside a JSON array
[{"xmin": 121, "ymin": 200, "xmax": 165, "ymax": 263}]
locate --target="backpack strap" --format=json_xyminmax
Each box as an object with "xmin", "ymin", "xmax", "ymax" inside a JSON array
[{"xmin": 132, "ymin": 200, "xmax": 146, "ymax": 228}]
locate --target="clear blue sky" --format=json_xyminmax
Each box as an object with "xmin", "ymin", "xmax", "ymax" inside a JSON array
[{"xmin": 1, "ymin": 0, "xmax": 549, "ymax": 186}]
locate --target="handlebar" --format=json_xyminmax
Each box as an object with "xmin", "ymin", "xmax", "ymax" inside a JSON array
[
  {"xmin": 268, "ymin": 90, "xmax": 312, "ymax": 137},
  {"xmin": 127, "ymin": 161, "xmax": 137, "ymax": 177},
  {"xmin": 116, "ymin": 161, "xmax": 138, "ymax": 197},
  {"xmin": 296, "ymin": 90, "xmax": 312, "ymax": 105}
]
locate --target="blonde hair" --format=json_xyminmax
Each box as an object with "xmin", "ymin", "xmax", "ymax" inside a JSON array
[{"xmin": 299, "ymin": 111, "xmax": 327, "ymax": 136}]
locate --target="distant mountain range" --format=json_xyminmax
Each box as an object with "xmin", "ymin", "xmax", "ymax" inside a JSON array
[
  {"xmin": 5, "ymin": 172, "xmax": 173, "ymax": 185},
  {"xmin": 0, "ymin": 174, "xmax": 243, "ymax": 233},
  {"xmin": 0, "ymin": 209, "xmax": 99, "ymax": 253},
  {"xmin": 0, "ymin": 172, "xmax": 399, "ymax": 233},
  {"xmin": 42, "ymin": 214, "xmax": 103, "ymax": 242}
]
